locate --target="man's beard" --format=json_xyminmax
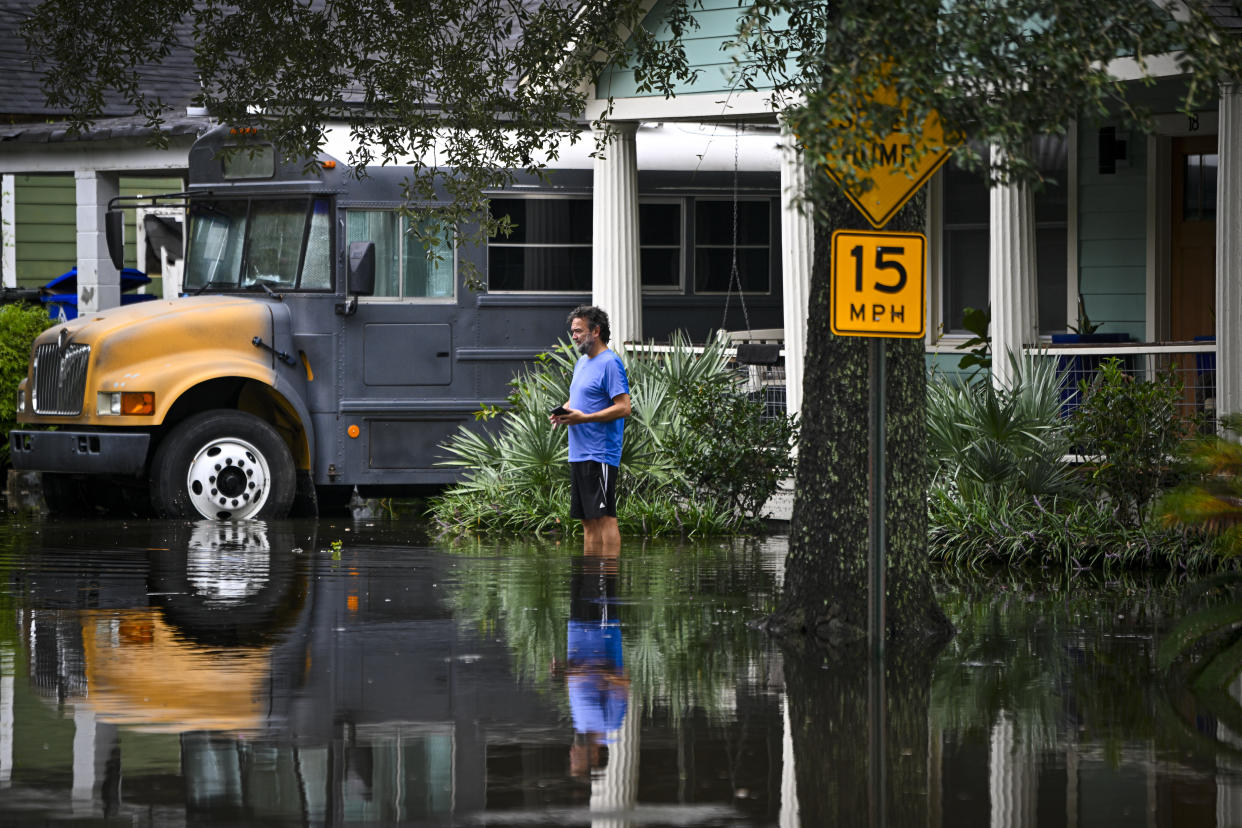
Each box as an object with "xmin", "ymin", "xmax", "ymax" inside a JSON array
[{"xmin": 576, "ymin": 337, "xmax": 592, "ymax": 355}]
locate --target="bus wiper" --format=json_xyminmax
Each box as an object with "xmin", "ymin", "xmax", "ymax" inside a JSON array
[
  {"xmin": 244, "ymin": 280, "xmax": 284, "ymax": 300},
  {"xmin": 190, "ymin": 280, "xmax": 224, "ymax": 296}
]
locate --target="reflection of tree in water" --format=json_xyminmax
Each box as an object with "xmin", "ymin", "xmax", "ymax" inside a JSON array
[
  {"xmin": 1159, "ymin": 571, "xmax": 1242, "ymax": 762},
  {"xmin": 442, "ymin": 537, "xmax": 783, "ymax": 724},
  {"xmin": 933, "ymin": 571, "xmax": 1182, "ymax": 751}
]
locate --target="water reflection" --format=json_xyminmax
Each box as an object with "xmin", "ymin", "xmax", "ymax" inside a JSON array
[{"xmin": 5, "ymin": 521, "xmax": 1242, "ymax": 825}]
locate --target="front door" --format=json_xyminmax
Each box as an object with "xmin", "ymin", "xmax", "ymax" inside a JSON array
[{"xmin": 1170, "ymin": 135, "xmax": 1217, "ymax": 341}]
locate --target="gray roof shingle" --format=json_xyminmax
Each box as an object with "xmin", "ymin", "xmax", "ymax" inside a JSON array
[{"xmin": 0, "ymin": 0, "xmax": 202, "ymax": 119}]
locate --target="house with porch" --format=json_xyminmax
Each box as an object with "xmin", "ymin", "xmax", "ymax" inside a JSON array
[{"xmin": 1, "ymin": 0, "xmax": 1236, "ymax": 423}]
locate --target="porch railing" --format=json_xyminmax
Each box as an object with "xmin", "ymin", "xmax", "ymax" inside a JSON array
[
  {"xmin": 625, "ymin": 333, "xmax": 789, "ymax": 421},
  {"xmin": 1022, "ymin": 341, "xmax": 1217, "ymax": 427}
]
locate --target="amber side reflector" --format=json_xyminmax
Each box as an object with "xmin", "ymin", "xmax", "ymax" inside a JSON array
[
  {"xmin": 322, "ymin": 160, "xmax": 337, "ymax": 169},
  {"xmin": 120, "ymin": 392, "xmax": 155, "ymax": 415},
  {"xmin": 347, "ymin": 424, "xmax": 360, "ymax": 439}
]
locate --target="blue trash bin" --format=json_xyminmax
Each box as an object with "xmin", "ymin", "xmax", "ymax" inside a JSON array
[{"xmin": 42, "ymin": 267, "xmax": 156, "ymax": 322}]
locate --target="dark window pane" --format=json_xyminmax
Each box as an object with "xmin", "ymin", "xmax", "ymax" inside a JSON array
[
  {"xmin": 487, "ymin": 247, "xmax": 591, "ymax": 291},
  {"xmin": 1184, "ymin": 155, "xmax": 1203, "ymax": 221},
  {"xmin": 1203, "ymin": 153, "xmax": 1218, "ymax": 220},
  {"xmin": 490, "ymin": 198, "xmax": 591, "ymax": 244},
  {"xmin": 695, "ymin": 201, "xmax": 770, "ymax": 245},
  {"xmin": 942, "ymin": 164, "xmax": 989, "ymax": 225},
  {"xmin": 943, "ymin": 227, "xmax": 989, "ymax": 333},
  {"xmin": 641, "ymin": 248, "xmax": 680, "ymax": 287},
  {"xmin": 695, "ymin": 248, "xmax": 770, "ymax": 293},
  {"xmin": 640, "ymin": 203, "xmax": 681, "ymax": 246},
  {"xmin": 1036, "ymin": 227, "xmax": 1067, "ymax": 333}
]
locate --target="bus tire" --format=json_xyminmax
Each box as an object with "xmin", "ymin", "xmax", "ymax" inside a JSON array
[{"xmin": 150, "ymin": 410, "xmax": 296, "ymax": 520}]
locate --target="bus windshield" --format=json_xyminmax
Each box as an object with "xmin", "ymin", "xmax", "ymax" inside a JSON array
[{"xmin": 185, "ymin": 197, "xmax": 331, "ymax": 292}]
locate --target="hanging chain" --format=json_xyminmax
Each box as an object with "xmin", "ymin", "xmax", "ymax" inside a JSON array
[{"xmin": 719, "ymin": 123, "xmax": 753, "ymax": 337}]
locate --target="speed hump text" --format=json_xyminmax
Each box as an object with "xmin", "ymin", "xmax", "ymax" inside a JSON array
[{"xmin": 830, "ymin": 230, "xmax": 926, "ymax": 339}]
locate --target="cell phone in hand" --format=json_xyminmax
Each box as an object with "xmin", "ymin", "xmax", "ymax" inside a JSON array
[{"xmin": 550, "ymin": 406, "xmax": 569, "ymax": 416}]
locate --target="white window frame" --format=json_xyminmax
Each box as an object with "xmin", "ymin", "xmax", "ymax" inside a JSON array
[{"xmin": 347, "ymin": 208, "xmax": 457, "ymax": 304}]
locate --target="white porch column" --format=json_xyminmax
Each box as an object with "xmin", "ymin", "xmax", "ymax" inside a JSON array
[
  {"xmin": 72, "ymin": 706, "xmax": 98, "ymax": 809},
  {"xmin": 592, "ymin": 123, "xmax": 642, "ymax": 343},
  {"xmin": 780, "ymin": 122, "xmax": 814, "ymax": 419},
  {"xmin": 989, "ymin": 712, "xmax": 1036, "ymax": 828},
  {"xmin": 988, "ymin": 147, "xmax": 1039, "ymax": 388},
  {"xmin": 1, "ymin": 175, "xmax": 14, "ymax": 288},
  {"xmin": 1217, "ymin": 84, "xmax": 1242, "ymax": 418},
  {"xmin": 75, "ymin": 170, "xmax": 121, "ymax": 313},
  {"xmin": 0, "ymin": 643, "xmax": 12, "ymax": 787},
  {"xmin": 590, "ymin": 693, "xmax": 639, "ymax": 828}
]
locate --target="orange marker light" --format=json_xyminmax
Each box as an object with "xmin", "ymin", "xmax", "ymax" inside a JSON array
[
  {"xmin": 120, "ymin": 392, "xmax": 155, "ymax": 415},
  {"xmin": 347, "ymin": 424, "xmax": 360, "ymax": 439},
  {"xmin": 322, "ymin": 160, "xmax": 336, "ymax": 169}
]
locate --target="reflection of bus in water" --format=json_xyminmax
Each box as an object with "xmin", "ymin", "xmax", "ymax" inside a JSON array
[
  {"xmin": 9, "ymin": 522, "xmax": 562, "ymax": 823},
  {"xmin": 9, "ymin": 123, "xmax": 783, "ymax": 521},
  {"xmin": 76, "ymin": 609, "xmax": 269, "ymax": 734}
]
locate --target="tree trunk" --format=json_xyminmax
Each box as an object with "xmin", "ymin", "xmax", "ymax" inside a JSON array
[
  {"xmin": 784, "ymin": 639, "xmax": 939, "ymax": 827},
  {"xmin": 772, "ymin": 187, "xmax": 952, "ymax": 649}
]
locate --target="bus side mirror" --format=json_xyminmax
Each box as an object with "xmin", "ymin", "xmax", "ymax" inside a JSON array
[
  {"xmin": 348, "ymin": 241, "xmax": 375, "ymax": 296},
  {"xmin": 337, "ymin": 241, "xmax": 375, "ymax": 315},
  {"xmin": 105, "ymin": 210, "xmax": 125, "ymax": 271}
]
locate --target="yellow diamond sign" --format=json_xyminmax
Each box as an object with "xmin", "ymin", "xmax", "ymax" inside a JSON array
[{"xmin": 820, "ymin": 90, "xmax": 958, "ymax": 229}]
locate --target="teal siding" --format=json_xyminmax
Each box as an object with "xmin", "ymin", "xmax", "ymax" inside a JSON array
[
  {"xmin": 925, "ymin": 350, "xmax": 973, "ymax": 382},
  {"xmin": 1076, "ymin": 127, "xmax": 1148, "ymax": 340},
  {"xmin": 597, "ymin": 0, "xmax": 789, "ymax": 98}
]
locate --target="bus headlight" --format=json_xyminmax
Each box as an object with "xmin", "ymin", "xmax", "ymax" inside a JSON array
[{"xmin": 97, "ymin": 391, "xmax": 155, "ymax": 416}]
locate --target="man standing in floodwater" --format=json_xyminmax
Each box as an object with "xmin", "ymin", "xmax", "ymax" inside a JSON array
[{"xmin": 549, "ymin": 306, "xmax": 632, "ymax": 552}]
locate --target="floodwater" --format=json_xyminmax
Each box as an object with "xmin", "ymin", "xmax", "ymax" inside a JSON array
[{"xmin": 0, "ymin": 517, "xmax": 1239, "ymax": 827}]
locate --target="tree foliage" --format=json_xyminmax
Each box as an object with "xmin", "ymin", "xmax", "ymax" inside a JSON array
[
  {"xmin": 26, "ymin": 0, "xmax": 1242, "ymax": 206},
  {"xmin": 20, "ymin": 0, "xmax": 681, "ymax": 252},
  {"xmin": 728, "ymin": 0, "xmax": 1242, "ymax": 191}
]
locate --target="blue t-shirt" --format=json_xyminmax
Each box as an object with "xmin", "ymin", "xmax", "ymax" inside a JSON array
[
  {"xmin": 567, "ymin": 349, "xmax": 629, "ymax": 466},
  {"xmin": 567, "ymin": 619, "xmax": 627, "ymax": 735}
]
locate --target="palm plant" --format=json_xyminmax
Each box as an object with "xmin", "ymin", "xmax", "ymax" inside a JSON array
[
  {"xmin": 430, "ymin": 332, "xmax": 779, "ymax": 536},
  {"xmin": 927, "ymin": 351, "xmax": 1077, "ymax": 507}
]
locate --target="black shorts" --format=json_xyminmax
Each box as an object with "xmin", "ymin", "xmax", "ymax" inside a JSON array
[{"xmin": 569, "ymin": 461, "xmax": 619, "ymax": 520}]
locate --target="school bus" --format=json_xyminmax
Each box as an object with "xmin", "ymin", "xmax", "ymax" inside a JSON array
[{"xmin": 8, "ymin": 123, "xmax": 784, "ymax": 519}]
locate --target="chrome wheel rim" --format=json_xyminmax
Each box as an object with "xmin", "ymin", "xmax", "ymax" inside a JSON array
[{"xmin": 185, "ymin": 436, "xmax": 271, "ymax": 520}]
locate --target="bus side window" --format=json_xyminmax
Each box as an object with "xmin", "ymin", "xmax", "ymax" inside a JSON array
[
  {"xmin": 346, "ymin": 210, "xmax": 400, "ymax": 297},
  {"xmin": 301, "ymin": 198, "xmax": 332, "ymax": 289}
]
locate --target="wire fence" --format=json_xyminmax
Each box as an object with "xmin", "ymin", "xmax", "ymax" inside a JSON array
[
  {"xmin": 1023, "ymin": 342, "xmax": 1217, "ymax": 431},
  {"xmin": 629, "ymin": 339, "xmax": 1219, "ymax": 430}
]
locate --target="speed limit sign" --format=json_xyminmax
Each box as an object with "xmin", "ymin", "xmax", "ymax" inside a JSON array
[{"xmin": 830, "ymin": 230, "xmax": 926, "ymax": 338}]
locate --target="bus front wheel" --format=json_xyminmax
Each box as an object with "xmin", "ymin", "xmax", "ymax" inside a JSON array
[{"xmin": 150, "ymin": 410, "xmax": 296, "ymax": 520}]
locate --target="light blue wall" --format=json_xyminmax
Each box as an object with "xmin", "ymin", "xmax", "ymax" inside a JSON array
[
  {"xmin": 596, "ymin": 0, "xmax": 783, "ymax": 99},
  {"xmin": 1075, "ymin": 125, "xmax": 1148, "ymax": 341}
]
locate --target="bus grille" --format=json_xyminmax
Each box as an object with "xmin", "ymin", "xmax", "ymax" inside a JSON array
[{"xmin": 32, "ymin": 343, "xmax": 90, "ymax": 415}]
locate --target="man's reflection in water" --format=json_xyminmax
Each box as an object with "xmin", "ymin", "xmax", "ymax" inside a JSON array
[{"xmin": 561, "ymin": 548, "xmax": 629, "ymax": 778}]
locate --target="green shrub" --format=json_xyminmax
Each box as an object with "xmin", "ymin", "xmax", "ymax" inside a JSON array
[
  {"xmin": 673, "ymin": 385, "xmax": 797, "ymax": 531},
  {"xmin": 928, "ymin": 486, "xmax": 1210, "ymax": 571},
  {"xmin": 429, "ymin": 333, "xmax": 797, "ymax": 537},
  {"xmin": 1068, "ymin": 358, "xmax": 1189, "ymax": 525},
  {"xmin": 1157, "ymin": 413, "xmax": 1242, "ymax": 558},
  {"xmin": 927, "ymin": 352, "xmax": 1077, "ymax": 508},
  {"xmin": 0, "ymin": 303, "xmax": 51, "ymax": 468}
]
